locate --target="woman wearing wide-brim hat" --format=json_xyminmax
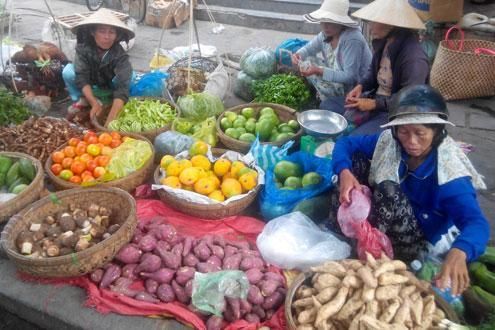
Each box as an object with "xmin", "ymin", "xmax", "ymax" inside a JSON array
[
  {"xmin": 292, "ymin": 0, "xmax": 372, "ymax": 101},
  {"xmin": 62, "ymin": 9, "xmax": 135, "ymax": 126},
  {"xmin": 321, "ymin": 0, "xmax": 430, "ymax": 136}
]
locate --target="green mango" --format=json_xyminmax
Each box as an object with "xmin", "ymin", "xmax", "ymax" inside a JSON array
[
  {"xmin": 18, "ymin": 158, "xmax": 36, "ymax": 182},
  {"xmin": 0, "ymin": 155, "xmax": 13, "ymax": 173},
  {"xmin": 5, "ymin": 161, "xmax": 20, "ymax": 187}
]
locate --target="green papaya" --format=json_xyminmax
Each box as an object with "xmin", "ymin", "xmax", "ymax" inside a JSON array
[
  {"xmin": 293, "ymin": 195, "xmax": 331, "ymax": 222},
  {"xmin": 18, "ymin": 158, "xmax": 36, "ymax": 182},
  {"xmin": 469, "ymin": 262, "xmax": 495, "ymax": 294},
  {"xmin": 479, "ymin": 246, "xmax": 495, "ymax": 266},
  {"xmin": 11, "ymin": 184, "xmax": 29, "ymax": 194},
  {"xmin": 0, "ymin": 155, "xmax": 13, "ymax": 173},
  {"xmin": 5, "ymin": 161, "xmax": 20, "ymax": 187},
  {"xmin": 8, "ymin": 177, "xmax": 28, "ymax": 193}
]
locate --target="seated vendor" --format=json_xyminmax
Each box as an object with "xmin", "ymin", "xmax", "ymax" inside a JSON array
[
  {"xmin": 329, "ymin": 85, "xmax": 490, "ymax": 296},
  {"xmin": 62, "ymin": 9, "xmax": 134, "ymax": 126},
  {"xmin": 321, "ymin": 0, "xmax": 429, "ymax": 135},
  {"xmin": 292, "ymin": 0, "xmax": 372, "ymax": 101}
]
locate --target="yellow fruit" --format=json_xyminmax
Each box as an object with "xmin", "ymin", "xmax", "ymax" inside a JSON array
[
  {"xmin": 222, "ymin": 172, "xmax": 235, "ymax": 181},
  {"xmin": 239, "ymin": 173, "xmax": 257, "ymax": 192},
  {"xmin": 183, "ymin": 184, "xmax": 194, "ymax": 191},
  {"xmin": 208, "ymin": 190, "xmax": 225, "ymax": 202},
  {"xmin": 238, "ymin": 167, "xmax": 258, "ymax": 178},
  {"xmin": 166, "ymin": 161, "xmax": 182, "ymax": 177},
  {"xmin": 191, "ymin": 155, "xmax": 211, "ymax": 170},
  {"xmin": 209, "ymin": 175, "xmax": 221, "ymax": 189},
  {"xmin": 213, "ymin": 158, "xmax": 231, "ymax": 177},
  {"xmin": 179, "ymin": 167, "xmax": 200, "ymax": 186},
  {"xmin": 189, "ymin": 140, "xmax": 208, "ymax": 156},
  {"xmin": 230, "ymin": 161, "xmax": 246, "ymax": 178},
  {"xmin": 194, "ymin": 177, "xmax": 216, "ymax": 195},
  {"xmin": 178, "ymin": 159, "xmax": 192, "ymax": 170},
  {"xmin": 221, "ymin": 178, "xmax": 243, "ymax": 198},
  {"xmin": 161, "ymin": 176, "xmax": 182, "ymax": 189},
  {"xmin": 195, "ymin": 167, "xmax": 208, "ymax": 179},
  {"xmin": 160, "ymin": 155, "xmax": 175, "ymax": 169}
]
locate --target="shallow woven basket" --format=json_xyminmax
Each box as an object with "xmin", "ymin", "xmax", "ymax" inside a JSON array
[
  {"xmin": 90, "ymin": 97, "xmax": 178, "ymax": 142},
  {"xmin": 0, "ymin": 152, "xmax": 44, "ymax": 223},
  {"xmin": 0, "ymin": 187, "xmax": 137, "ymax": 277},
  {"xmin": 45, "ymin": 135, "xmax": 155, "ymax": 192},
  {"xmin": 285, "ymin": 270, "xmax": 460, "ymax": 330},
  {"xmin": 154, "ymin": 148, "xmax": 260, "ymax": 219},
  {"xmin": 216, "ymin": 103, "xmax": 303, "ymax": 153}
]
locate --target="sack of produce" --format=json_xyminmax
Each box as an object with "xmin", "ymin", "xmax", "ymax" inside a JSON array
[
  {"xmin": 154, "ymin": 131, "xmax": 194, "ymax": 158},
  {"xmin": 240, "ymin": 47, "xmax": 276, "ymax": 79},
  {"xmin": 259, "ymin": 151, "xmax": 334, "ymax": 220},
  {"xmin": 253, "ymin": 74, "xmax": 311, "ymax": 110},
  {"xmin": 130, "ymin": 71, "xmax": 169, "ymax": 97},
  {"xmin": 177, "ymin": 91, "xmax": 224, "ymax": 121},
  {"xmin": 233, "ymin": 70, "xmax": 257, "ymax": 101}
]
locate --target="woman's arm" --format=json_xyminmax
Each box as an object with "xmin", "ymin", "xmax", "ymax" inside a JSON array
[
  {"xmin": 295, "ymin": 33, "xmax": 324, "ymax": 59},
  {"xmin": 321, "ymin": 39, "xmax": 367, "ymax": 85},
  {"xmin": 332, "ymin": 134, "xmax": 380, "ymax": 175}
]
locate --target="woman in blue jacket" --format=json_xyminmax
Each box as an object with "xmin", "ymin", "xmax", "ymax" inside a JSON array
[{"xmin": 330, "ymin": 85, "xmax": 489, "ymax": 296}]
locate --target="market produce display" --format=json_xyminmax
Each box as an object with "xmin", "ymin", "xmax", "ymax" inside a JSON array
[
  {"xmin": 89, "ymin": 221, "xmax": 286, "ymax": 326},
  {"xmin": 172, "ymin": 117, "xmax": 218, "ymax": 147},
  {"xmin": 219, "ymin": 106, "xmax": 300, "ymax": 144},
  {"xmin": 0, "ymin": 117, "xmax": 83, "ymax": 163},
  {"xmin": 290, "ymin": 253, "xmax": 446, "ymax": 330},
  {"xmin": 465, "ymin": 247, "xmax": 495, "ymax": 319},
  {"xmin": 253, "ymin": 74, "xmax": 311, "ymax": 111},
  {"xmin": 15, "ymin": 202, "xmax": 118, "ymax": 258},
  {"xmin": 0, "ymin": 88, "xmax": 32, "ymax": 126},
  {"xmin": 0, "ymin": 155, "xmax": 36, "ymax": 203},
  {"xmin": 107, "ymin": 98, "xmax": 178, "ymax": 133},
  {"xmin": 239, "ymin": 47, "xmax": 276, "ymax": 79},
  {"xmin": 273, "ymin": 160, "xmax": 322, "ymax": 190}
]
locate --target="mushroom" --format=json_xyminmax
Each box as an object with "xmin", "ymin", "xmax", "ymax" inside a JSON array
[{"xmin": 46, "ymin": 226, "xmax": 62, "ymax": 238}]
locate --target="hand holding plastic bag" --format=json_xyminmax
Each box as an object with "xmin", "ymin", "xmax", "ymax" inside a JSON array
[{"xmin": 256, "ymin": 212, "xmax": 351, "ymax": 270}]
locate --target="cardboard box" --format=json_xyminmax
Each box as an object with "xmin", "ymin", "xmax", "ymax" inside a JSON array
[
  {"xmin": 408, "ymin": 0, "xmax": 464, "ymax": 23},
  {"xmin": 145, "ymin": 0, "xmax": 190, "ymax": 29}
]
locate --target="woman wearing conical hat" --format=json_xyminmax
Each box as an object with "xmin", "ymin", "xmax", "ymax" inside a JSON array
[
  {"xmin": 62, "ymin": 9, "xmax": 135, "ymax": 125},
  {"xmin": 292, "ymin": 0, "xmax": 372, "ymax": 101},
  {"xmin": 321, "ymin": 0, "xmax": 430, "ymax": 136}
]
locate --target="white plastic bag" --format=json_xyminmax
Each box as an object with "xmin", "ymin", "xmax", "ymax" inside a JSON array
[
  {"xmin": 204, "ymin": 59, "xmax": 229, "ymax": 100},
  {"xmin": 256, "ymin": 212, "xmax": 351, "ymax": 270}
]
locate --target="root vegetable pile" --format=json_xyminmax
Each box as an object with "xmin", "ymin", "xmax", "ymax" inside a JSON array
[
  {"xmin": 0, "ymin": 117, "xmax": 83, "ymax": 163},
  {"xmin": 292, "ymin": 253, "xmax": 446, "ymax": 330},
  {"xmin": 15, "ymin": 203, "xmax": 118, "ymax": 258},
  {"xmin": 89, "ymin": 220, "xmax": 286, "ymax": 328}
]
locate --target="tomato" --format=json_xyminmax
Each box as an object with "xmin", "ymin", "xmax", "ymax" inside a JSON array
[
  {"xmin": 81, "ymin": 170, "xmax": 93, "ymax": 179},
  {"xmin": 75, "ymin": 142, "xmax": 87, "ymax": 156},
  {"xmin": 68, "ymin": 137, "xmax": 81, "ymax": 147},
  {"xmin": 51, "ymin": 151, "xmax": 65, "ymax": 164},
  {"xmin": 82, "ymin": 174, "xmax": 95, "ymax": 183},
  {"xmin": 79, "ymin": 153, "xmax": 93, "ymax": 164},
  {"xmin": 69, "ymin": 175, "xmax": 82, "ymax": 184},
  {"xmin": 61, "ymin": 157, "xmax": 73, "ymax": 169},
  {"xmin": 110, "ymin": 139, "xmax": 122, "ymax": 148},
  {"xmin": 101, "ymin": 146, "xmax": 113, "ymax": 156},
  {"xmin": 64, "ymin": 146, "xmax": 76, "ymax": 158},
  {"xmin": 70, "ymin": 160, "xmax": 86, "ymax": 175},
  {"xmin": 86, "ymin": 144, "xmax": 101, "ymax": 157},
  {"xmin": 95, "ymin": 155, "xmax": 110, "ymax": 167},
  {"xmin": 59, "ymin": 169, "xmax": 73, "ymax": 181},
  {"xmin": 93, "ymin": 166, "xmax": 106, "ymax": 178},
  {"xmin": 86, "ymin": 160, "xmax": 98, "ymax": 172},
  {"xmin": 51, "ymin": 163, "xmax": 63, "ymax": 175},
  {"xmin": 83, "ymin": 131, "xmax": 97, "ymax": 143},
  {"xmin": 110, "ymin": 132, "xmax": 121, "ymax": 140},
  {"xmin": 98, "ymin": 133, "xmax": 113, "ymax": 146},
  {"xmin": 87, "ymin": 135, "xmax": 98, "ymax": 145}
]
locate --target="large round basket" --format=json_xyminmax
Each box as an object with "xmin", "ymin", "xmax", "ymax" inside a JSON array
[
  {"xmin": 90, "ymin": 97, "xmax": 179, "ymax": 142},
  {"xmin": 154, "ymin": 148, "xmax": 260, "ymax": 219},
  {"xmin": 0, "ymin": 152, "xmax": 44, "ymax": 223},
  {"xmin": 0, "ymin": 187, "xmax": 137, "ymax": 277},
  {"xmin": 216, "ymin": 103, "xmax": 303, "ymax": 153},
  {"xmin": 285, "ymin": 270, "xmax": 460, "ymax": 330},
  {"xmin": 45, "ymin": 135, "xmax": 155, "ymax": 192}
]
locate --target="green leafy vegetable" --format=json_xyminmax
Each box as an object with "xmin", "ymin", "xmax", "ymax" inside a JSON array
[
  {"xmin": 253, "ymin": 74, "xmax": 311, "ymax": 110},
  {"xmin": 176, "ymin": 92, "xmax": 224, "ymax": 121},
  {"xmin": 0, "ymin": 88, "xmax": 31, "ymax": 126}
]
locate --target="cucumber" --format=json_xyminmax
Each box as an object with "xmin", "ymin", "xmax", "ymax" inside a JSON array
[
  {"xmin": 464, "ymin": 286, "xmax": 494, "ymax": 323},
  {"xmin": 8, "ymin": 177, "xmax": 28, "ymax": 193},
  {"xmin": 470, "ymin": 262, "xmax": 495, "ymax": 295},
  {"xmin": 0, "ymin": 155, "xmax": 13, "ymax": 173},
  {"xmin": 5, "ymin": 161, "xmax": 20, "ymax": 187},
  {"xmin": 18, "ymin": 158, "xmax": 36, "ymax": 182},
  {"xmin": 472, "ymin": 285, "xmax": 495, "ymax": 306},
  {"xmin": 479, "ymin": 246, "xmax": 495, "ymax": 266}
]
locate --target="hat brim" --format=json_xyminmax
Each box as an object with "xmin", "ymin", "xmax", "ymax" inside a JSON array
[
  {"xmin": 72, "ymin": 23, "xmax": 135, "ymax": 40},
  {"xmin": 71, "ymin": 9, "xmax": 135, "ymax": 40},
  {"xmin": 381, "ymin": 113, "xmax": 455, "ymax": 128},
  {"xmin": 351, "ymin": 0, "xmax": 425, "ymax": 30},
  {"xmin": 304, "ymin": 10, "xmax": 359, "ymax": 28}
]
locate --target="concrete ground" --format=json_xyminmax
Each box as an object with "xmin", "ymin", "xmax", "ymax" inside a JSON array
[{"xmin": 0, "ymin": 0, "xmax": 494, "ymax": 329}]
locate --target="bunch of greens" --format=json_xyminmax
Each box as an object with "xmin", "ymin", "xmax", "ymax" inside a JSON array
[
  {"xmin": 253, "ymin": 74, "xmax": 311, "ymax": 110},
  {"xmin": 177, "ymin": 92, "xmax": 224, "ymax": 121},
  {"xmin": 108, "ymin": 98, "xmax": 177, "ymax": 132},
  {"xmin": 0, "ymin": 88, "xmax": 31, "ymax": 126}
]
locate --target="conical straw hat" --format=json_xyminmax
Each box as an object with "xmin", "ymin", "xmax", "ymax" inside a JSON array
[
  {"xmin": 352, "ymin": 0, "xmax": 425, "ymax": 30},
  {"xmin": 304, "ymin": 0, "xmax": 359, "ymax": 27},
  {"xmin": 71, "ymin": 8, "xmax": 135, "ymax": 39}
]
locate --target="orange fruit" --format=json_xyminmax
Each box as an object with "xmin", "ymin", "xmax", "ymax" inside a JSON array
[
  {"xmin": 239, "ymin": 173, "xmax": 257, "ymax": 192},
  {"xmin": 208, "ymin": 190, "xmax": 225, "ymax": 202},
  {"xmin": 50, "ymin": 163, "xmax": 63, "ymax": 176},
  {"xmin": 194, "ymin": 177, "xmax": 216, "ymax": 195},
  {"xmin": 110, "ymin": 139, "xmax": 122, "ymax": 148},
  {"xmin": 93, "ymin": 166, "xmax": 106, "ymax": 178},
  {"xmin": 61, "ymin": 157, "xmax": 73, "ymax": 169},
  {"xmin": 64, "ymin": 146, "xmax": 76, "ymax": 158},
  {"xmin": 166, "ymin": 161, "xmax": 181, "ymax": 177},
  {"xmin": 86, "ymin": 135, "xmax": 98, "ymax": 145},
  {"xmin": 95, "ymin": 155, "xmax": 110, "ymax": 167},
  {"xmin": 189, "ymin": 140, "xmax": 208, "ymax": 156},
  {"xmin": 221, "ymin": 178, "xmax": 243, "ymax": 198},
  {"xmin": 179, "ymin": 167, "xmax": 200, "ymax": 186},
  {"xmin": 160, "ymin": 155, "xmax": 175, "ymax": 170},
  {"xmin": 59, "ymin": 169, "xmax": 73, "ymax": 181},
  {"xmin": 230, "ymin": 161, "xmax": 246, "ymax": 178},
  {"xmin": 82, "ymin": 174, "xmax": 95, "ymax": 183},
  {"xmin": 68, "ymin": 137, "xmax": 81, "ymax": 147},
  {"xmin": 178, "ymin": 159, "xmax": 192, "ymax": 170},
  {"xmin": 69, "ymin": 175, "xmax": 82, "ymax": 184},
  {"xmin": 110, "ymin": 132, "xmax": 121, "ymax": 140},
  {"xmin": 98, "ymin": 133, "xmax": 113, "ymax": 146},
  {"xmin": 86, "ymin": 160, "xmax": 98, "ymax": 172},
  {"xmin": 160, "ymin": 176, "xmax": 182, "ymax": 189},
  {"xmin": 222, "ymin": 172, "xmax": 235, "ymax": 180},
  {"xmin": 70, "ymin": 160, "xmax": 86, "ymax": 175},
  {"xmin": 191, "ymin": 155, "xmax": 211, "ymax": 170},
  {"xmin": 51, "ymin": 151, "xmax": 65, "ymax": 164},
  {"xmin": 209, "ymin": 175, "xmax": 221, "ymax": 189},
  {"xmin": 213, "ymin": 159, "xmax": 231, "ymax": 177}
]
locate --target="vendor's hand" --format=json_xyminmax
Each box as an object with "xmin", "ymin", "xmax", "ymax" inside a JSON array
[
  {"xmin": 345, "ymin": 84, "xmax": 363, "ymax": 103},
  {"xmin": 291, "ymin": 53, "xmax": 302, "ymax": 66},
  {"xmin": 90, "ymin": 102, "xmax": 103, "ymax": 117},
  {"xmin": 435, "ymin": 248, "xmax": 469, "ymax": 296},
  {"xmin": 345, "ymin": 98, "xmax": 376, "ymax": 112},
  {"xmin": 339, "ymin": 169, "xmax": 362, "ymax": 204},
  {"xmin": 300, "ymin": 65, "xmax": 323, "ymax": 77}
]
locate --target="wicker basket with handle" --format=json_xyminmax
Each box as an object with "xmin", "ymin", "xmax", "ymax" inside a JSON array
[{"xmin": 0, "ymin": 187, "xmax": 136, "ymax": 277}]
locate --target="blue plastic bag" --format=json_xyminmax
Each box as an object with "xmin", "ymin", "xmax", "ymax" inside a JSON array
[
  {"xmin": 130, "ymin": 71, "xmax": 169, "ymax": 97},
  {"xmin": 259, "ymin": 151, "xmax": 334, "ymax": 220},
  {"xmin": 247, "ymin": 137, "xmax": 294, "ymax": 172},
  {"xmin": 275, "ymin": 38, "xmax": 309, "ymax": 67}
]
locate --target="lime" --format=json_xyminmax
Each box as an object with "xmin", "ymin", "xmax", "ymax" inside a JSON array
[
  {"xmin": 301, "ymin": 172, "xmax": 322, "ymax": 187},
  {"xmin": 259, "ymin": 113, "xmax": 280, "ymax": 126},
  {"xmin": 278, "ymin": 123, "xmax": 293, "ymax": 133},
  {"xmin": 275, "ymin": 132, "xmax": 291, "ymax": 142},
  {"xmin": 244, "ymin": 121, "xmax": 256, "ymax": 133},
  {"xmin": 236, "ymin": 127, "xmax": 247, "ymax": 135},
  {"xmin": 220, "ymin": 117, "xmax": 232, "ymax": 130},
  {"xmin": 224, "ymin": 111, "xmax": 238, "ymax": 122},
  {"xmin": 274, "ymin": 160, "xmax": 303, "ymax": 181},
  {"xmin": 288, "ymin": 119, "xmax": 300, "ymax": 131},
  {"xmin": 284, "ymin": 176, "xmax": 302, "ymax": 189},
  {"xmin": 260, "ymin": 107, "xmax": 275, "ymax": 117},
  {"xmin": 239, "ymin": 133, "xmax": 256, "ymax": 143},
  {"xmin": 241, "ymin": 107, "xmax": 255, "ymax": 119},
  {"xmin": 225, "ymin": 128, "xmax": 240, "ymax": 139},
  {"xmin": 233, "ymin": 117, "xmax": 247, "ymax": 128},
  {"xmin": 255, "ymin": 120, "xmax": 275, "ymax": 141}
]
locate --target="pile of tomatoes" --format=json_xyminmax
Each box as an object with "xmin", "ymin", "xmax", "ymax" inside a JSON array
[{"xmin": 50, "ymin": 131, "xmax": 123, "ymax": 184}]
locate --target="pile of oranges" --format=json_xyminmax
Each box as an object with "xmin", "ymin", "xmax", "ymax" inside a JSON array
[
  {"xmin": 50, "ymin": 131, "xmax": 123, "ymax": 184},
  {"xmin": 159, "ymin": 141, "xmax": 258, "ymax": 202}
]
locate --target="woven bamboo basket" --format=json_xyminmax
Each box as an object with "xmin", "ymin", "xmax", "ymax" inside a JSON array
[
  {"xmin": 285, "ymin": 270, "xmax": 460, "ymax": 330},
  {"xmin": 44, "ymin": 135, "xmax": 155, "ymax": 192},
  {"xmin": 90, "ymin": 97, "xmax": 179, "ymax": 142},
  {"xmin": 0, "ymin": 152, "xmax": 44, "ymax": 223},
  {"xmin": 0, "ymin": 187, "xmax": 137, "ymax": 277},
  {"xmin": 216, "ymin": 103, "xmax": 303, "ymax": 153},
  {"xmin": 154, "ymin": 148, "xmax": 260, "ymax": 219}
]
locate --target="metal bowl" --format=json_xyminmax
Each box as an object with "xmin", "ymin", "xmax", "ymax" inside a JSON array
[{"xmin": 297, "ymin": 110, "xmax": 348, "ymax": 138}]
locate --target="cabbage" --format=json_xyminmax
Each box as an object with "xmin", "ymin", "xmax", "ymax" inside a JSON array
[
  {"xmin": 240, "ymin": 47, "xmax": 276, "ymax": 79},
  {"xmin": 233, "ymin": 70, "xmax": 257, "ymax": 101},
  {"xmin": 177, "ymin": 92, "xmax": 224, "ymax": 121}
]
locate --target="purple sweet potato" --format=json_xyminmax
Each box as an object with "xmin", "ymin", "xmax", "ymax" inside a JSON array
[
  {"xmin": 239, "ymin": 299, "xmax": 252, "ymax": 315},
  {"xmin": 175, "ymin": 266, "xmax": 195, "ymax": 285},
  {"xmin": 241, "ymin": 250, "xmax": 261, "ymax": 258},
  {"xmin": 262, "ymin": 291, "xmax": 284, "ymax": 310},
  {"xmin": 247, "ymin": 285, "xmax": 264, "ymax": 305},
  {"xmin": 100, "ymin": 264, "xmax": 122, "ymax": 288},
  {"xmin": 206, "ymin": 255, "xmax": 222, "ymax": 268},
  {"xmin": 154, "ymin": 240, "xmax": 171, "ymax": 255},
  {"xmin": 90, "ymin": 268, "xmax": 104, "ymax": 283},
  {"xmin": 140, "ymin": 268, "xmax": 175, "ymax": 284},
  {"xmin": 115, "ymin": 244, "xmax": 143, "ymax": 264},
  {"xmin": 122, "ymin": 264, "xmax": 138, "ymax": 280},
  {"xmin": 193, "ymin": 242, "xmax": 211, "ymax": 261},
  {"xmin": 245, "ymin": 268, "xmax": 264, "ymax": 285},
  {"xmin": 202, "ymin": 235, "xmax": 214, "ymax": 250},
  {"xmin": 211, "ymin": 245, "xmax": 225, "ymax": 260},
  {"xmin": 183, "ymin": 253, "xmax": 199, "ymax": 267},
  {"xmin": 135, "ymin": 254, "xmax": 162, "ymax": 274},
  {"xmin": 160, "ymin": 251, "xmax": 181, "ymax": 270},
  {"xmin": 212, "ymin": 235, "xmax": 225, "ymax": 247},
  {"xmin": 227, "ymin": 297, "xmax": 241, "ymax": 320},
  {"xmin": 135, "ymin": 291, "xmax": 160, "ymax": 303},
  {"xmin": 171, "ymin": 242, "xmax": 183, "ymax": 256},
  {"xmin": 265, "ymin": 309, "xmax": 275, "ymax": 320},
  {"xmin": 252, "ymin": 305, "xmax": 266, "ymax": 320},
  {"xmin": 223, "ymin": 253, "xmax": 242, "ymax": 270},
  {"xmin": 223, "ymin": 304, "xmax": 236, "ymax": 323},
  {"xmin": 172, "ymin": 280, "xmax": 189, "ymax": 304},
  {"xmin": 140, "ymin": 252, "xmax": 155, "ymax": 263},
  {"xmin": 224, "ymin": 245, "xmax": 238, "ymax": 258},
  {"xmin": 110, "ymin": 277, "xmax": 138, "ymax": 297},
  {"xmin": 240, "ymin": 257, "xmax": 264, "ymax": 271},
  {"xmin": 196, "ymin": 262, "xmax": 221, "ymax": 273},
  {"xmin": 263, "ymin": 272, "xmax": 285, "ymax": 285},
  {"xmin": 155, "ymin": 224, "xmax": 177, "ymax": 242},
  {"xmin": 259, "ymin": 279, "xmax": 279, "ymax": 297},
  {"xmin": 206, "ymin": 315, "xmax": 224, "ymax": 330},
  {"xmin": 145, "ymin": 279, "xmax": 159, "ymax": 294},
  {"xmin": 228, "ymin": 241, "xmax": 250, "ymax": 250},
  {"xmin": 184, "ymin": 279, "xmax": 193, "ymax": 297},
  {"xmin": 139, "ymin": 234, "xmax": 157, "ymax": 252},
  {"xmin": 182, "ymin": 236, "xmax": 193, "ymax": 257},
  {"xmin": 244, "ymin": 313, "xmax": 261, "ymax": 323},
  {"xmin": 156, "ymin": 283, "xmax": 175, "ymax": 303}
]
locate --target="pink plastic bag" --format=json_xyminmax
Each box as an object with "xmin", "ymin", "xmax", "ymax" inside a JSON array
[{"xmin": 337, "ymin": 186, "xmax": 393, "ymax": 260}]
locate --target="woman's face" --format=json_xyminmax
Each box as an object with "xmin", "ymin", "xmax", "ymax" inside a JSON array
[
  {"xmin": 320, "ymin": 22, "xmax": 343, "ymax": 38},
  {"xmin": 369, "ymin": 22, "xmax": 394, "ymax": 39},
  {"xmin": 396, "ymin": 124, "xmax": 435, "ymax": 158},
  {"xmin": 93, "ymin": 25, "xmax": 118, "ymax": 50}
]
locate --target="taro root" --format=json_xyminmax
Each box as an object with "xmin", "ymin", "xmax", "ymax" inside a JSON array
[
  {"xmin": 90, "ymin": 224, "xmax": 105, "ymax": 239},
  {"xmin": 44, "ymin": 215, "xmax": 56, "ymax": 225},
  {"xmin": 87, "ymin": 204, "xmax": 100, "ymax": 218},
  {"xmin": 59, "ymin": 213, "xmax": 76, "ymax": 232},
  {"xmin": 16, "ymin": 231, "xmax": 34, "ymax": 255},
  {"xmin": 45, "ymin": 226, "xmax": 62, "ymax": 238},
  {"xmin": 46, "ymin": 244, "xmax": 60, "ymax": 257},
  {"xmin": 61, "ymin": 231, "xmax": 78, "ymax": 248},
  {"xmin": 98, "ymin": 206, "xmax": 111, "ymax": 217}
]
